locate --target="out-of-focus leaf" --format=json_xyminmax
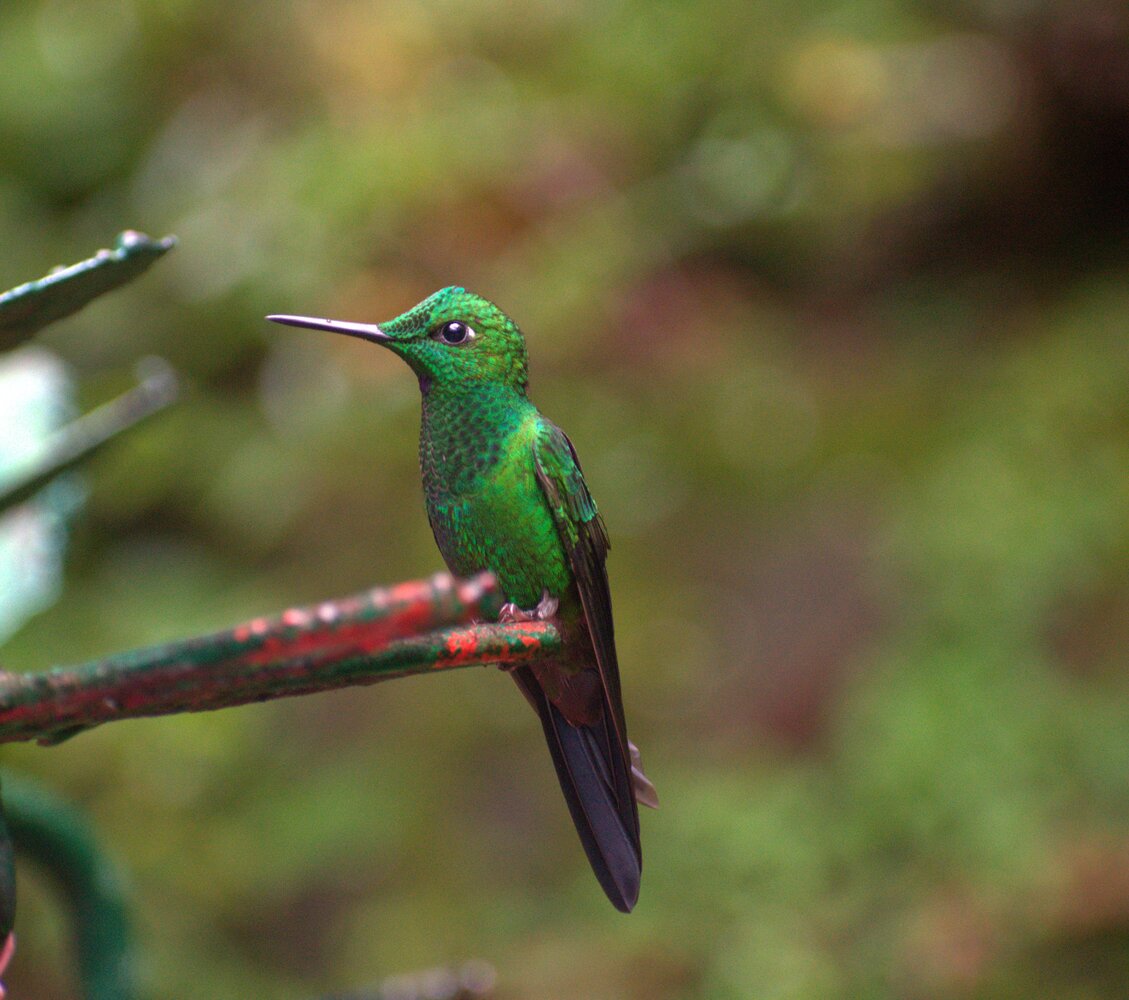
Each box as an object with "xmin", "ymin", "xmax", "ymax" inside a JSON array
[
  {"xmin": 0, "ymin": 349, "xmax": 79, "ymax": 643},
  {"xmin": 0, "ymin": 357, "xmax": 178, "ymax": 517},
  {"xmin": 0, "ymin": 231, "xmax": 176, "ymax": 346},
  {"xmin": 3, "ymin": 776, "xmax": 135, "ymax": 1000},
  {"xmin": 0, "ymin": 351, "xmax": 177, "ymax": 644}
]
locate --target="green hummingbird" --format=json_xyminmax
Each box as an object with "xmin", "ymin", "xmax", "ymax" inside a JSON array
[{"xmin": 269, "ymin": 287, "xmax": 656, "ymax": 912}]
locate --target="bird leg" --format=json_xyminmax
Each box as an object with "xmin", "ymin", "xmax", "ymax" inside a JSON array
[
  {"xmin": 497, "ymin": 591, "xmax": 560, "ymax": 673},
  {"xmin": 535, "ymin": 590, "xmax": 559, "ymax": 620},
  {"xmin": 498, "ymin": 602, "xmax": 533, "ymax": 624},
  {"xmin": 499, "ymin": 589, "xmax": 559, "ymax": 623}
]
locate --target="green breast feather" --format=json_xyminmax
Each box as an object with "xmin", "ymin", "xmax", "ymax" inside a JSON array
[{"xmin": 423, "ymin": 406, "xmax": 572, "ymax": 608}]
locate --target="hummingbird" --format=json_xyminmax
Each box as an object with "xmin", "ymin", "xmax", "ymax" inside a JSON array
[{"xmin": 269, "ymin": 288, "xmax": 656, "ymax": 912}]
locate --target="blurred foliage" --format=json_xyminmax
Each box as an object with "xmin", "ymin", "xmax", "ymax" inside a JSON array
[
  {"xmin": 3, "ymin": 776, "xmax": 135, "ymax": 1000},
  {"xmin": 0, "ymin": 231, "xmax": 176, "ymax": 648},
  {"xmin": 2, "ymin": 0, "xmax": 1129, "ymax": 997},
  {"xmin": 0, "ymin": 347, "xmax": 81, "ymax": 646}
]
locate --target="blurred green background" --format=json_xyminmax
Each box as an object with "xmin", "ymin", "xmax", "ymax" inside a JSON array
[{"xmin": 2, "ymin": 0, "xmax": 1129, "ymax": 996}]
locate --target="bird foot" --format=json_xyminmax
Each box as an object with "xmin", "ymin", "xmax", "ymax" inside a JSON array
[
  {"xmin": 498, "ymin": 602, "xmax": 534, "ymax": 624},
  {"xmin": 629, "ymin": 740, "xmax": 659, "ymax": 809},
  {"xmin": 498, "ymin": 590, "xmax": 559, "ymax": 623},
  {"xmin": 535, "ymin": 590, "xmax": 559, "ymax": 620},
  {"xmin": 496, "ymin": 603, "xmax": 530, "ymax": 670},
  {"xmin": 497, "ymin": 592, "xmax": 560, "ymax": 673}
]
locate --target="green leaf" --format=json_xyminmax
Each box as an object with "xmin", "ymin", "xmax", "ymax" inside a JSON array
[{"xmin": 0, "ymin": 230, "xmax": 176, "ymax": 345}]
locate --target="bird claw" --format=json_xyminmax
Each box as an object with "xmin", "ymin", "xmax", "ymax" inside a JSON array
[
  {"xmin": 499, "ymin": 590, "xmax": 559, "ymax": 623},
  {"xmin": 497, "ymin": 603, "xmax": 530, "ymax": 671},
  {"xmin": 497, "ymin": 592, "xmax": 561, "ymax": 674},
  {"xmin": 498, "ymin": 602, "xmax": 533, "ymax": 624},
  {"xmin": 629, "ymin": 740, "xmax": 659, "ymax": 809}
]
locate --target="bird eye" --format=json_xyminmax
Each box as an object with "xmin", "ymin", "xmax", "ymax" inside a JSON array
[{"xmin": 436, "ymin": 321, "xmax": 474, "ymax": 345}]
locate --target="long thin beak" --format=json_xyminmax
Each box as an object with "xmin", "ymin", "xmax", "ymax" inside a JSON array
[{"xmin": 266, "ymin": 314, "xmax": 389, "ymax": 344}]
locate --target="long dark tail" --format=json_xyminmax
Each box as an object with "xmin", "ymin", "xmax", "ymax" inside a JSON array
[{"xmin": 512, "ymin": 666, "xmax": 642, "ymax": 912}]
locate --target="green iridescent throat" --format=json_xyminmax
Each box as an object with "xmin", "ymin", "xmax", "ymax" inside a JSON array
[{"xmin": 419, "ymin": 382, "xmax": 532, "ymax": 497}]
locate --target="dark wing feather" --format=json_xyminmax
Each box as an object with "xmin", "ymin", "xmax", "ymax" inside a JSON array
[
  {"xmin": 510, "ymin": 665, "xmax": 641, "ymax": 912},
  {"xmin": 532, "ymin": 421, "xmax": 629, "ymax": 754},
  {"xmin": 532, "ymin": 421, "xmax": 639, "ymax": 841}
]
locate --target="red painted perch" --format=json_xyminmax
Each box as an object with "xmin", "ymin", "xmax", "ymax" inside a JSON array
[{"xmin": 0, "ymin": 572, "xmax": 560, "ymax": 746}]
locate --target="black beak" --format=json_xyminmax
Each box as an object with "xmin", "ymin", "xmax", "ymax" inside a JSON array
[{"xmin": 266, "ymin": 314, "xmax": 390, "ymax": 344}]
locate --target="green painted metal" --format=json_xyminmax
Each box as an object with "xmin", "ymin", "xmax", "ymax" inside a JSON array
[{"xmin": 0, "ymin": 572, "xmax": 559, "ymax": 745}]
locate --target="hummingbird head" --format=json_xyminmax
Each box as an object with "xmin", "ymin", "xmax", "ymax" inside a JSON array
[{"xmin": 268, "ymin": 287, "xmax": 530, "ymax": 395}]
